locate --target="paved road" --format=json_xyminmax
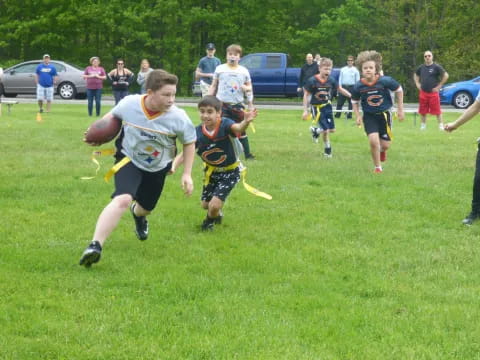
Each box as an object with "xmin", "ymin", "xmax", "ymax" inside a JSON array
[{"xmin": 4, "ymin": 94, "xmax": 461, "ymax": 112}]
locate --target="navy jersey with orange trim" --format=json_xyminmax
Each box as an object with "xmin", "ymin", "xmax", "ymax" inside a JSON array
[
  {"xmin": 196, "ymin": 117, "xmax": 238, "ymax": 167},
  {"xmin": 351, "ymin": 76, "xmax": 400, "ymax": 113},
  {"xmin": 304, "ymin": 74, "xmax": 337, "ymax": 105}
]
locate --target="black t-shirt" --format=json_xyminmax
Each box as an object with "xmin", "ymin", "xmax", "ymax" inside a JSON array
[
  {"xmin": 415, "ymin": 63, "xmax": 445, "ymax": 92},
  {"xmin": 299, "ymin": 63, "xmax": 319, "ymax": 87}
]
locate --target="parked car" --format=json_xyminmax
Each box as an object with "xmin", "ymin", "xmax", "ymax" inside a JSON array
[
  {"xmin": 0, "ymin": 60, "xmax": 87, "ymax": 99},
  {"xmin": 191, "ymin": 53, "xmax": 340, "ymax": 98},
  {"xmin": 440, "ymin": 76, "xmax": 480, "ymax": 109}
]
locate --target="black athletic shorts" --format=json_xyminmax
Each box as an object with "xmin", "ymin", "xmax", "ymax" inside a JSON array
[
  {"xmin": 363, "ymin": 111, "xmax": 392, "ymax": 141},
  {"xmin": 201, "ymin": 168, "xmax": 240, "ymax": 202},
  {"xmin": 112, "ymin": 158, "xmax": 172, "ymax": 211}
]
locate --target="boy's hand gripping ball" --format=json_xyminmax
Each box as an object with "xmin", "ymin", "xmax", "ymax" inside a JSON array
[{"xmin": 84, "ymin": 113, "xmax": 122, "ymax": 145}]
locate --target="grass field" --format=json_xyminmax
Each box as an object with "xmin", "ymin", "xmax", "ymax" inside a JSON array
[{"xmin": 1, "ymin": 102, "xmax": 480, "ymax": 359}]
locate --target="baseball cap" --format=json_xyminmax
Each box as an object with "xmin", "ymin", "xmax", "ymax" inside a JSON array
[
  {"xmin": 206, "ymin": 43, "xmax": 215, "ymax": 50},
  {"xmin": 43, "ymin": 54, "xmax": 50, "ymax": 58}
]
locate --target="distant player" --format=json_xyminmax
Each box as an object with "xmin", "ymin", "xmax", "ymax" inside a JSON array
[
  {"xmin": 351, "ymin": 50, "xmax": 404, "ymax": 173},
  {"xmin": 208, "ymin": 44, "xmax": 256, "ymax": 160},
  {"xmin": 303, "ymin": 57, "xmax": 347, "ymax": 157},
  {"xmin": 79, "ymin": 70, "xmax": 196, "ymax": 267},
  {"xmin": 173, "ymin": 95, "xmax": 257, "ymax": 231}
]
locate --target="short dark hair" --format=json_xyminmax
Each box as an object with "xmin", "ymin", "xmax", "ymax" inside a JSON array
[
  {"xmin": 198, "ymin": 95, "xmax": 222, "ymax": 112},
  {"xmin": 146, "ymin": 69, "xmax": 178, "ymax": 92}
]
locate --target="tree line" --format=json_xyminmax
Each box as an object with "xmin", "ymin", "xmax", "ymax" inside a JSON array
[{"xmin": 1, "ymin": 0, "xmax": 479, "ymax": 100}]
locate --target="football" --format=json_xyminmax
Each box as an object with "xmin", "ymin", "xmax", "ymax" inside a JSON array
[{"xmin": 84, "ymin": 113, "xmax": 122, "ymax": 145}]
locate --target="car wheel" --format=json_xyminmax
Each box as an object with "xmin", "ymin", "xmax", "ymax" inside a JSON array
[
  {"xmin": 58, "ymin": 82, "xmax": 77, "ymax": 100},
  {"xmin": 453, "ymin": 91, "xmax": 473, "ymax": 109}
]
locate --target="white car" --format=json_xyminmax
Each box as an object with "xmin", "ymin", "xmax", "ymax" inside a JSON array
[{"xmin": 0, "ymin": 60, "xmax": 87, "ymax": 100}]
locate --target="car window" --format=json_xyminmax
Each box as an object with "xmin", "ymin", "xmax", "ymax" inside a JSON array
[
  {"xmin": 266, "ymin": 55, "xmax": 282, "ymax": 69},
  {"xmin": 52, "ymin": 62, "xmax": 66, "ymax": 72},
  {"xmin": 240, "ymin": 55, "xmax": 262, "ymax": 69},
  {"xmin": 12, "ymin": 63, "xmax": 38, "ymax": 73}
]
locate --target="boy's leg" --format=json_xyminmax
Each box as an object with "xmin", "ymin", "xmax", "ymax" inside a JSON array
[
  {"xmin": 93, "ymin": 194, "xmax": 134, "ymax": 247},
  {"xmin": 464, "ymin": 146, "xmax": 480, "ymax": 225},
  {"xmin": 80, "ymin": 193, "xmax": 133, "ymax": 267},
  {"xmin": 379, "ymin": 139, "xmax": 391, "ymax": 162},
  {"xmin": 322, "ymin": 131, "xmax": 332, "ymax": 157},
  {"xmin": 368, "ymin": 133, "xmax": 381, "ymax": 168}
]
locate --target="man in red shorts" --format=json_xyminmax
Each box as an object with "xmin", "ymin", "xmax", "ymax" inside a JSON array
[{"xmin": 414, "ymin": 50, "xmax": 449, "ymax": 130}]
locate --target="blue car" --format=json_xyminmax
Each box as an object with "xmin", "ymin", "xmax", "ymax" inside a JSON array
[{"xmin": 440, "ymin": 76, "xmax": 480, "ymax": 109}]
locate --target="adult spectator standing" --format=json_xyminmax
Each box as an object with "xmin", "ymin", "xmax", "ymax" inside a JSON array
[
  {"xmin": 414, "ymin": 50, "xmax": 449, "ymax": 130},
  {"xmin": 195, "ymin": 43, "xmax": 221, "ymax": 97},
  {"xmin": 335, "ymin": 55, "xmax": 360, "ymax": 120},
  {"xmin": 137, "ymin": 59, "xmax": 153, "ymax": 95},
  {"xmin": 108, "ymin": 59, "xmax": 134, "ymax": 104},
  {"xmin": 297, "ymin": 53, "xmax": 318, "ymax": 98},
  {"xmin": 35, "ymin": 54, "xmax": 58, "ymax": 113},
  {"xmin": 314, "ymin": 54, "xmax": 322, "ymax": 64},
  {"xmin": 83, "ymin": 56, "xmax": 106, "ymax": 117}
]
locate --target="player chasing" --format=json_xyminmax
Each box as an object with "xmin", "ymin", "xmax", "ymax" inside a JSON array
[
  {"xmin": 208, "ymin": 44, "xmax": 256, "ymax": 160},
  {"xmin": 351, "ymin": 50, "xmax": 404, "ymax": 173},
  {"xmin": 79, "ymin": 70, "xmax": 196, "ymax": 267},
  {"xmin": 302, "ymin": 57, "xmax": 348, "ymax": 157},
  {"xmin": 444, "ymin": 93, "xmax": 480, "ymax": 225},
  {"xmin": 173, "ymin": 95, "xmax": 257, "ymax": 231}
]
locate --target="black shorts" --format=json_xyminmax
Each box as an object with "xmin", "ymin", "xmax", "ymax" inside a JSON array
[
  {"xmin": 201, "ymin": 168, "xmax": 240, "ymax": 202},
  {"xmin": 311, "ymin": 104, "xmax": 335, "ymax": 132},
  {"xmin": 363, "ymin": 111, "xmax": 392, "ymax": 141},
  {"xmin": 221, "ymin": 103, "xmax": 244, "ymax": 123},
  {"xmin": 112, "ymin": 158, "xmax": 172, "ymax": 211}
]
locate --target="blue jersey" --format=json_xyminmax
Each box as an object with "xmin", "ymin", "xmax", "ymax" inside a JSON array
[
  {"xmin": 196, "ymin": 117, "xmax": 239, "ymax": 167},
  {"xmin": 36, "ymin": 63, "xmax": 57, "ymax": 87},
  {"xmin": 351, "ymin": 76, "xmax": 400, "ymax": 113},
  {"xmin": 304, "ymin": 75, "xmax": 337, "ymax": 105}
]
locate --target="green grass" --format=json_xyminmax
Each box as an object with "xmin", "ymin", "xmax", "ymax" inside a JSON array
[{"xmin": 1, "ymin": 103, "xmax": 480, "ymax": 359}]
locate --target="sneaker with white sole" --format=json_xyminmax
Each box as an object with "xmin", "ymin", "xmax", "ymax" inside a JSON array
[{"xmin": 79, "ymin": 241, "xmax": 102, "ymax": 267}]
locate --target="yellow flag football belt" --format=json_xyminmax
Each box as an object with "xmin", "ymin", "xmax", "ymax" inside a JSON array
[
  {"xmin": 81, "ymin": 149, "xmax": 130, "ymax": 183},
  {"xmin": 311, "ymin": 101, "xmax": 331, "ymax": 126},
  {"xmin": 203, "ymin": 162, "xmax": 272, "ymax": 200}
]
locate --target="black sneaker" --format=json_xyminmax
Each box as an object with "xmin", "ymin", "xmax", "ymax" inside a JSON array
[
  {"xmin": 79, "ymin": 241, "xmax": 102, "ymax": 267},
  {"xmin": 201, "ymin": 217, "xmax": 215, "ymax": 231},
  {"xmin": 131, "ymin": 203, "xmax": 148, "ymax": 240},
  {"xmin": 462, "ymin": 212, "xmax": 480, "ymax": 226},
  {"xmin": 324, "ymin": 147, "xmax": 332, "ymax": 158},
  {"xmin": 214, "ymin": 210, "xmax": 223, "ymax": 225},
  {"xmin": 245, "ymin": 153, "xmax": 255, "ymax": 160},
  {"xmin": 39, "ymin": 108, "xmax": 44, "ymax": 113}
]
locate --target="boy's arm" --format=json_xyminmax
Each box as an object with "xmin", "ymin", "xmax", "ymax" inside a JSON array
[
  {"xmin": 352, "ymin": 101, "xmax": 362, "ymax": 126},
  {"xmin": 394, "ymin": 88, "xmax": 405, "ymax": 121},
  {"xmin": 242, "ymin": 81, "xmax": 254, "ymax": 110},
  {"xmin": 445, "ymin": 99, "xmax": 480, "ymax": 132},
  {"xmin": 180, "ymin": 142, "xmax": 195, "ymax": 196},
  {"xmin": 231, "ymin": 109, "xmax": 258, "ymax": 135},
  {"xmin": 207, "ymin": 78, "xmax": 218, "ymax": 96}
]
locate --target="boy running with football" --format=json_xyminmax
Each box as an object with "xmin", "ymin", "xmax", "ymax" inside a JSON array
[
  {"xmin": 351, "ymin": 50, "xmax": 404, "ymax": 173},
  {"xmin": 208, "ymin": 44, "xmax": 256, "ymax": 159},
  {"xmin": 173, "ymin": 95, "xmax": 257, "ymax": 231},
  {"xmin": 79, "ymin": 70, "xmax": 196, "ymax": 267}
]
